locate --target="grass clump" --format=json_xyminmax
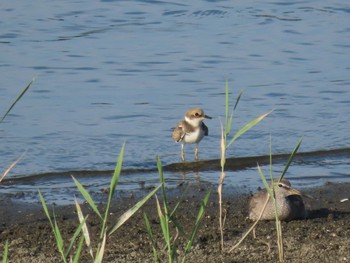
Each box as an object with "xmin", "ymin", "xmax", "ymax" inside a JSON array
[
  {"xmin": 40, "ymin": 144, "xmax": 161, "ymax": 262},
  {"xmin": 218, "ymin": 80, "xmax": 270, "ymax": 250},
  {"xmin": 143, "ymin": 156, "xmax": 211, "ymax": 263}
]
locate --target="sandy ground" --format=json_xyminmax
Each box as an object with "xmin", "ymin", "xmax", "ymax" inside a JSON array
[{"xmin": 0, "ymin": 181, "xmax": 349, "ymax": 263}]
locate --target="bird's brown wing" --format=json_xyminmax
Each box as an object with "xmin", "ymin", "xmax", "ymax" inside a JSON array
[
  {"xmin": 248, "ymin": 189, "xmax": 269, "ymax": 220},
  {"xmin": 172, "ymin": 121, "xmax": 186, "ymax": 142}
]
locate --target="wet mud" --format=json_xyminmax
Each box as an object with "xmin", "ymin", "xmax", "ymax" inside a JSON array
[{"xmin": 0, "ymin": 181, "xmax": 349, "ymax": 262}]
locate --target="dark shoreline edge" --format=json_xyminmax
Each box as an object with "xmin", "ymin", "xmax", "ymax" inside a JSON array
[{"xmin": 4, "ymin": 146, "xmax": 350, "ymax": 183}]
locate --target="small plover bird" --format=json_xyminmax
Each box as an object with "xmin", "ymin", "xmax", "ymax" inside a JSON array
[
  {"xmin": 248, "ymin": 179, "xmax": 306, "ymax": 221},
  {"xmin": 172, "ymin": 108, "xmax": 212, "ymax": 161}
]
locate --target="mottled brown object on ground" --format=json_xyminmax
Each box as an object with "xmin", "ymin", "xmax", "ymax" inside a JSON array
[
  {"xmin": 0, "ymin": 182, "xmax": 349, "ymax": 263},
  {"xmin": 248, "ymin": 179, "xmax": 306, "ymax": 221}
]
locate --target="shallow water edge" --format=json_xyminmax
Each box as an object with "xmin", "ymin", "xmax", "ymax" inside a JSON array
[{"xmin": 4, "ymin": 146, "xmax": 350, "ymax": 182}]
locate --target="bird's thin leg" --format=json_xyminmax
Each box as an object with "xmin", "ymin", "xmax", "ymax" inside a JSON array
[
  {"xmin": 181, "ymin": 144, "xmax": 185, "ymax": 162},
  {"xmin": 195, "ymin": 143, "xmax": 199, "ymax": 160}
]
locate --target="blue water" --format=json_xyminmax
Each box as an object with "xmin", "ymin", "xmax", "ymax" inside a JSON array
[{"xmin": 1, "ymin": 0, "xmax": 350, "ymax": 203}]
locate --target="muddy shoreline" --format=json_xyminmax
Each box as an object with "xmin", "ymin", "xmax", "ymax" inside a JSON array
[{"xmin": 0, "ymin": 181, "xmax": 349, "ymax": 262}]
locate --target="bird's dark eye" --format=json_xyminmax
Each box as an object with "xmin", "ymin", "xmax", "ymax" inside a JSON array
[
  {"xmin": 194, "ymin": 112, "xmax": 199, "ymax": 116},
  {"xmin": 278, "ymin": 183, "xmax": 283, "ymax": 188}
]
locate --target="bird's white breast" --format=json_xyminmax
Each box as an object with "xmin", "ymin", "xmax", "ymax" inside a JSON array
[{"xmin": 183, "ymin": 127, "xmax": 205, "ymax": 144}]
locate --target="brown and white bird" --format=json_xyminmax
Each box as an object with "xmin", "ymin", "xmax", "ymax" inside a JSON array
[
  {"xmin": 172, "ymin": 108, "xmax": 212, "ymax": 161},
  {"xmin": 248, "ymin": 179, "xmax": 306, "ymax": 221}
]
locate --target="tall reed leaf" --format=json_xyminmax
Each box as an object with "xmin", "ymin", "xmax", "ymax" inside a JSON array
[
  {"xmin": 224, "ymin": 80, "xmax": 232, "ymax": 136},
  {"xmin": 157, "ymin": 156, "xmax": 168, "ymax": 213},
  {"xmin": 105, "ymin": 144, "xmax": 125, "ymax": 212},
  {"xmin": 39, "ymin": 190, "xmax": 85, "ymax": 262},
  {"xmin": 158, "ymin": 154, "xmax": 187, "ymax": 238},
  {"xmin": 95, "ymin": 231, "xmax": 106, "ymax": 263},
  {"xmin": 219, "ymin": 82, "xmax": 271, "ymax": 250},
  {"xmin": 278, "ymin": 138, "xmax": 302, "ymax": 182},
  {"xmin": 183, "ymin": 190, "xmax": 211, "ymax": 262},
  {"xmin": 65, "ymin": 214, "xmax": 88, "ymax": 259},
  {"xmin": 39, "ymin": 191, "xmax": 55, "ymax": 231},
  {"xmin": 226, "ymin": 111, "xmax": 271, "ymax": 149},
  {"xmin": 155, "ymin": 195, "xmax": 173, "ymax": 262},
  {"xmin": 54, "ymin": 217, "xmax": 65, "ymax": 257},
  {"xmin": 101, "ymin": 143, "xmax": 125, "ymax": 239},
  {"xmin": 257, "ymin": 164, "xmax": 274, "ymax": 198},
  {"xmin": 269, "ymin": 135, "xmax": 273, "ymax": 181},
  {"xmin": 109, "ymin": 143, "xmax": 125, "ymax": 199},
  {"xmin": 1, "ymin": 77, "xmax": 35, "ymax": 123},
  {"xmin": 156, "ymin": 156, "xmax": 177, "ymax": 261},
  {"xmin": 2, "ymin": 240, "xmax": 8, "ymax": 263},
  {"xmin": 72, "ymin": 176, "xmax": 102, "ymax": 219},
  {"xmin": 224, "ymin": 81, "xmax": 243, "ymax": 138},
  {"xmin": 144, "ymin": 213, "xmax": 159, "ymax": 262},
  {"xmin": 108, "ymin": 184, "xmax": 161, "ymax": 236},
  {"xmin": 74, "ymin": 198, "xmax": 94, "ymax": 259},
  {"xmin": 72, "ymin": 235, "xmax": 85, "ymax": 263},
  {"xmin": 39, "ymin": 190, "xmax": 66, "ymax": 260}
]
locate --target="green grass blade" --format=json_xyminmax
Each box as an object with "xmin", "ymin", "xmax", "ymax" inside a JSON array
[
  {"xmin": 1, "ymin": 77, "xmax": 35, "ymax": 123},
  {"xmin": 155, "ymin": 196, "xmax": 166, "ymax": 233},
  {"xmin": 233, "ymin": 89, "xmax": 244, "ymax": 111},
  {"xmin": 278, "ymin": 138, "xmax": 303, "ymax": 182},
  {"xmin": 74, "ymin": 198, "xmax": 94, "ymax": 259},
  {"xmin": 72, "ymin": 235, "xmax": 85, "ymax": 263},
  {"xmin": 226, "ymin": 88, "xmax": 243, "ymax": 136},
  {"xmin": 2, "ymin": 240, "xmax": 8, "ymax": 263},
  {"xmin": 156, "ymin": 156, "xmax": 176, "ymax": 262},
  {"xmin": 39, "ymin": 191, "xmax": 54, "ymax": 227},
  {"xmin": 39, "ymin": 191, "xmax": 67, "ymax": 263},
  {"xmin": 257, "ymin": 164, "xmax": 274, "ymax": 198},
  {"xmin": 225, "ymin": 111, "xmax": 234, "ymax": 138},
  {"xmin": 95, "ymin": 231, "xmax": 106, "ymax": 263},
  {"xmin": 94, "ymin": 143, "xmax": 126, "ymax": 245},
  {"xmin": 53, "ymin": 217, "xmax": 66, "ymax": 262},
  {"xmin": 72, "ymin": 176, "xmax": 102, "ymax": 219},
  {"xmin": 169, "ymin": 184, "xmax": 190, "ymax": 218},
  {"xmin": 157, "ymin": 156, "xmax": 168, "ymax": 211},
  {"xmin": 108, "ymin": 143, "xmax": 125, "ymax": 200},
  {"xmin": 224, "ymin": 81, "xmax": 243, "ymax": 137},
  {"xmin": 184, "ymin": 190, "xmax": 211, "ymax": 259},
  {"xmin": 227, "ymin": 111, "xmax": 271, "ymax": 149},
  {"xmin": 158, "ymin": 154, "xmax": 177, "ymax": 259},
  {"xmin": 65, "ymin": 215, "xmax": 87, "ymax": 259},
  {"xmin": 168, "ymin": 216, "xmax": 185, "ymax": 239},
  {"xmin": 169, "ymin": 198, "xmax": 183, "ymax": 219},
  {"xmin": 108, "ymin": 184, "xmax": 161, "ymax": 236},
  {"xmin": 168, "ymin": 185, "xmax": 190, "ymax": 238},
  {"xmin": 269, "ymin": 135, "xmax": 273, "ymax": 182},
  {"xmin": 102, "ymin": 143, "xmax": 126, "ymax": 236},
  {"xmin": 155, "ymin": 195, "xmax": 172, "ymax": 260},
  {"xmin": 144, "ymin": 213, "xmax": 159, "ymax": 263},
  {"xmin": 220, "ymin": 123, "xmax": 226, "ymax": 170}
]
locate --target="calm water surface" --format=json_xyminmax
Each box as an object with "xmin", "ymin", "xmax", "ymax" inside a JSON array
[{"xmin": 1, "ymin": 0, "xmax": 349, "ymax": 203}]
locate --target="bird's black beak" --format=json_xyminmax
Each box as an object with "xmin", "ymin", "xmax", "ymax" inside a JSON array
[{"xmin": 204, "ymin": 114, "xmax": 212, "ymax": 119}]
